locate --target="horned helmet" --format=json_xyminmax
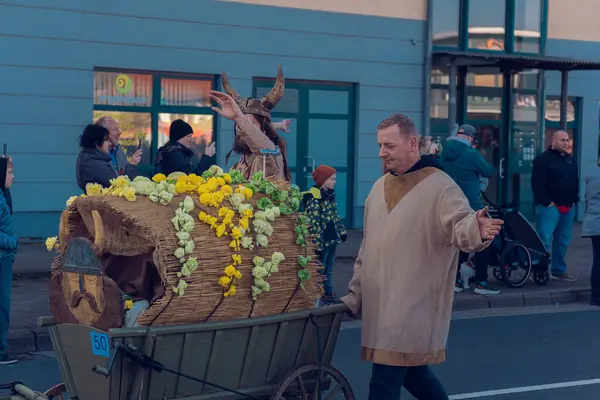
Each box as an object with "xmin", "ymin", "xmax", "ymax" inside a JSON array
[{"xmin": 221, "ymin": 65, "xmax": 285, "ymax": 122}]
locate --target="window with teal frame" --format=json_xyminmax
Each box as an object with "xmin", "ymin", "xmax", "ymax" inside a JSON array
[
  {"xmin": 430, "ymin": 0, "xmax": 548, "ymax": 55},
  {"xmin": 92, "ymin": 68, "xmax": 218, "ymax": 177}
]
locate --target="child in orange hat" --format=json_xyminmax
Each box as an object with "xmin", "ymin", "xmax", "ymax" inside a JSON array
[{"xmin": 304, "ymin": 165, "xmax": 347, "ymax": 306}]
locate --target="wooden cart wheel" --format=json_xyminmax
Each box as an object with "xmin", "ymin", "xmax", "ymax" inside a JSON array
[
  {"xmin": 271, "ymin": 363, "xmax": 355, "ymax": 400},
  {"xmin": 44, "ymin": 383, "xmax": 67, "ymax": 400}
]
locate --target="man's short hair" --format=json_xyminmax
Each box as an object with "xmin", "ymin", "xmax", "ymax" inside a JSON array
[{"xmin": 377, "ymin": 114, "xmax": 418, "ymax": 137}]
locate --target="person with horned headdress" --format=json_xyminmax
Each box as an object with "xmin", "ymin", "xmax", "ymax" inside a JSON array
[{"xmin": 209, "ymin": 66, "xmax": 292, "ymax": 183}]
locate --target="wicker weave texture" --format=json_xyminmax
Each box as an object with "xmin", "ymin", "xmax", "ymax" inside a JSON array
[{"xmin": 56, "ymin": 193, "xmax": 322, "ymax": 326}]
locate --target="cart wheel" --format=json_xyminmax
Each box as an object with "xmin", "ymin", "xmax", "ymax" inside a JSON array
[
  {"xmin": 271, "ymin": 364, "xmax": 355, "ymax": 400},
  {"xmin": 533, "ymin": 270, "xmax": 550, "ymax": 286},
  {"xmin": 44, "ymin": 383, "xmax": 67, "ymax": 400},
  {"xmin": 499, "ymin": 243, "xmax": 532, "ymax": 288}
]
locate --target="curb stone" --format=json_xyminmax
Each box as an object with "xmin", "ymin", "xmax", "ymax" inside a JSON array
[{"xmin": 7, "ymin": 329, "xmax": 51, "ymax": 355}]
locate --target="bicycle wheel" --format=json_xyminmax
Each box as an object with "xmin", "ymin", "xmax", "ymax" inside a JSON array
[{"xmin": 499, "ymin": 243, "xmax": 532, "ymax": 288}]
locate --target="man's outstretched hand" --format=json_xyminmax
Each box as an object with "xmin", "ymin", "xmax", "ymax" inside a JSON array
[{"xmin": 476, "ymin": 206, "xmax": 503, "ymax": 241}]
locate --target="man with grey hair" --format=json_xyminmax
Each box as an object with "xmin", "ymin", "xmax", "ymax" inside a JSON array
[
  {"xmin": 96, "ymin": 116, "xmax": 142, "ymax": 178},
  {"xmin": 342, "ymin": 114, "xmax": 503, "ymax": 399}
]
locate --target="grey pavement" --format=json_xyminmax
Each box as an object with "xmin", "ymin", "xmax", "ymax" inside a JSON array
[
  {"xmin": 2, "ymin": 305, "xmax": 600, "ymax": 399},
  {"xmin": 6, "ymin": 223, "xmax": 595, "ymax": 354}
]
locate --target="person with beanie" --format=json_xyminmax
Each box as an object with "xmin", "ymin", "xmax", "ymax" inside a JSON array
[
  {"xmin": 154, "ymin": 119, "xmax": 216, "ymax": 176},
  {"xmin": 304, "ymin": 165, "xmax": 347, "ymax": 306},
  {"xmin": 0, "ymin": 154, "xmax": 17, "ymax": 365}
]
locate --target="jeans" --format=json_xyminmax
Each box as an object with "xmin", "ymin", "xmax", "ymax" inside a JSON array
[
  {"xmin": 319, "ymin": 244, "xmax": 337, "ymax": 297},
  {"xmin": 535, "ymin": 205, "xmax": 574, "ymax": 275},
  {"xmin": 591, "ymin": 236, "xmax": 600, "ymax": 302},
  {"xmin": 369, "ymin": 363, "xmax": 449, "ymax": 400},
  {"xmin": 457, "ymin": 249, "xmax": 489, "ymax": 283},
  {"xmin": 0, "ymin": 256, "xmax": 13, "ymax": 356}
]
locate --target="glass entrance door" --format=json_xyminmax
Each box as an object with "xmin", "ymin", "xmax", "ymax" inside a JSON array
[{"xmin": 470, "ymin": 123, "xmax": 502, "ymax": 206}]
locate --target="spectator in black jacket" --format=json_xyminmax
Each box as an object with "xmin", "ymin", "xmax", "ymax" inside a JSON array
[
  {"xmin": 154, "ymin": 119, "xmax": 216, "ymax": 176},
  {"xmin": 531, "ymin": 130, "xmax": 579, "ymax": 281},
  {"xmin": 76, "ymin": 124, "xmax": 117, "ymax": 192}
]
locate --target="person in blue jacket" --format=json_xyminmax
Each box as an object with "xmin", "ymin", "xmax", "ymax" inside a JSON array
[{"xmin": 439, "ymin": 124, "xmax": 498, "ymax": 295}]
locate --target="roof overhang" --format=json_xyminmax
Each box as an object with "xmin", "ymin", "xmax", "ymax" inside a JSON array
[{"xmin": 433, "ymin": 50, "xmax": 600, "ymax": 71}]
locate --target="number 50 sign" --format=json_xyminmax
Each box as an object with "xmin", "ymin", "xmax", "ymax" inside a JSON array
[{"xmin": 90, "ymin": 331, "xmax": 111, "ymax": 358}]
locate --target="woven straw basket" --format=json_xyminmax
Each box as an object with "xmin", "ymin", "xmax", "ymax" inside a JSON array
[{"xmin": 54, "ymin": 190, "xmax": 323, "ymax": 326}]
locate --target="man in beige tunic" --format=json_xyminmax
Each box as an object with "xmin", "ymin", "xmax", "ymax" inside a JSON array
[{"xmin": 341, "ymin": 114, "xmax": 503, "ymax": 399}]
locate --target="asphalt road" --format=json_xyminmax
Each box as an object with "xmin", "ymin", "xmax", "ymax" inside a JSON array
[{"xmin": 1, "ymin": 305, "xmax": 600, "ymax": 399}]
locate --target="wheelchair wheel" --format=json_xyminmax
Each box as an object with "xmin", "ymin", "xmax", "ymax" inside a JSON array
[
  {"xmin": 533, "ymin": 270, "xmax": 550, "ymax": 286},
  {"xmin": 493, "ymin": 267, "xmax": 504, "ymax": 281},
  {"xmin": 499, "ymin": 243, "xmax": 532, "ymax": 288}
]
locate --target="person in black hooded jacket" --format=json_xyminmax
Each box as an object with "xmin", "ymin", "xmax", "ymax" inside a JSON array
[
  {"xmin": 154, "ymin": 119, "xmax": 216, "ymax": 176},
  {"xmin": 0, "ymin": 155, "xmax": 18, "ymax": 364}
]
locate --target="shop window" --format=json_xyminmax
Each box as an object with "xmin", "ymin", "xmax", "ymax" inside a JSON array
[
  {"xmin": 467, "ymin": 68, "xmax": 503, "ymax": 88},
  {"xmin": 543, "ymin": 97, "xmax": 579, "ymax": 155},
  {"xmin": 94, "ymin": 72, "xmax": 152, "ymax": 107},
  {"xmin": 468, "ymin": 0, "xmax": 507, "ymax": 51},
  {"xmin": 160, "ymin": 78, "xmax": 212, "ymax": 107},
  {"xmin": 513, "ymin": 69, "xmax": 539, "ymax": 90},
  {"xmin": 466, "ymin": 94, "xmax": 502, "ymax": 120},
  {"xmin": 430, "ymin": 88, "xmax": 449, "ymax": 119},
  {"xmin": 544, "ymin": 99, "xmax": 576, "ymax": 123},
  {"xmin": 514, "ymin": 0, "xmax": 542, "ymax": 53},
  {"xmin": 513, "ymin": 94, "xmax": 538, "ymax": 123},
  {"xmin": 431, "ymin": 0, "xmax": 461, "ymax": 47},
  {"xmin": 93, "ymin": 70, "xmax": 216, "ymax": 176}
]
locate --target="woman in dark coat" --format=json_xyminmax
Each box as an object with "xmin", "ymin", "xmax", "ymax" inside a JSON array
[{"xmin": 75, "ymin": 124, "xmax": 116, "ymax": 191}]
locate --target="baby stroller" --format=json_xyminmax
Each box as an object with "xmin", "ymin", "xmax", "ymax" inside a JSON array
[{"xmin": 483, "ymin": 194, "xmax": 551, "ymax": 288}]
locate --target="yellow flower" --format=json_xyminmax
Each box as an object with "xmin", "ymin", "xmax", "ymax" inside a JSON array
[
  {"xmin": 218, "ymin": 207, "xmax": 230, "ymax": 217},
  {"xmin": 232, "ymin": 254, "xmax": 242, "ymax": 265},
  {"xmin": 101, "ymin": 188, "xmax": 111, "ymax": 195},
  {"xmin": 199, "ymin": 193, "xmax": 211, "ymax": 205},
  {"xmin": 215, "ymin": 224, "xmax": 227, "ymax": 238},
  {"xmin": 197, "ymin": 184, "xmax": 210, "ymax": 195},
  {"xmin": 215, "ymin": 177, "xmax": 225, "ymax": 187},
  {"xmin": 123, "ymin": 187, "xmax": 136, "ymax": 202},
  {"xmin": 152, "ymin": 173, "xmax": 167, "ymax": 183},
  {"xmin": 66, "ymin": 196, "xmax": 78, "ymax": 207},
  {"xmin": 223, "ymin": 173, "xmax": 232, "ymax": 184},
  {"xmin": 224, "ymin": 285, "xmax": 237, "ymax": 297},
  {"xmin": 225, "ymin": 210, "xmax": 235, "ymax": 219},
  {"xmin": 86, "ymin": 183, "xmax": 103, "ymax": 196},
  {"xmin": 223, "ymin": 216, "xmax": 233, "ymax": 226},
  {"xmin": 45, "ymin": 236, "xmax": 58, "ymax": 251},
  {"xmin": 175, "ymin": 180, "xmax": 188, "ymax": 194},
  {"xmin": 112, "ymin": 175, "xmax": 129, "ymax": 188},
  {"xmin": 177, "ymin": 175, "xmax": 189, "ymax": 182},
  {"xmin": 234, "ymin": 270, "xmax": 242, "ymax": 280},
  {"xmin": 188, "ymin": 174, "xmax": 203, "ymax": 185},
  {"xmin": 218, "ymin": 276, "xmax": 232, "ymax": 287},
  {"xmin": 229, "ymin": 240, "xmax": 238, "ymax": 249},
  {"xmin": 231, "ymin": 228, "xmax": 243, "ymax": 240},
  {"xmin": 221, "ymin": 185, "xmax": 233, "ymax": 196},
  {"xmin": 224, "ymin": 265, "xmax": 236, "ymax": 277},
  {"xmin": 198, "ymin": 211, "xmax": 208, "ymax": 222},
  {"xmin": 244, "ymin": 188, "xmax": 253, "ymax": 200},
  {"xmin": 242, "ymin": 209, "xmax": 254, "ymax": 219},
  {"xmin": 206, "ymin": 178, "xmax": 218, "ymax": 191},
  {"xmin": 240, "ymin": 217, "xmax": 249, "ymax": 231},
  {"xmin": 208, "ymin": 216, "xmax": 218, "ymax": 228}
]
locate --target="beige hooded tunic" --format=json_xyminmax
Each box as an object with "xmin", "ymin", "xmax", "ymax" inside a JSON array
[
  {"xmin": 231, "ymin": 116, "xmax": 287, "ymax": 182},
  {"xmin": 341, "ymin": 167, "xmax": 490, "ymax": 367}
]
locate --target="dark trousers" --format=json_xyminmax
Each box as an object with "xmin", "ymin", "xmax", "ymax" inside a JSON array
[
  {"xmin": 369, "ymin": 363, "xmax": 449, "ymax": 400},
  {"xmin": 0, "ymin": 256, "xmax": 13, "ymax": 356},
  {"xmin": 591, "ymin": 236, "xmax": 600, "ymax": 302},
  {"xmin": 319, "ymin": 244, "xmax": 337, "ymax": 296},
  {"xmin": 457, "ymin": 249, "xmax": 489, "ymax": 283}
]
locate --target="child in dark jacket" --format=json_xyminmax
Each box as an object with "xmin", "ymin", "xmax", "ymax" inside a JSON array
[
  {"xmin": 0, "ymin": 155, "xmax": 17, "ymax": 364},
  {"xmin": 304, "ymin": 165, "xmax": 347, "ymax": 306}
]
